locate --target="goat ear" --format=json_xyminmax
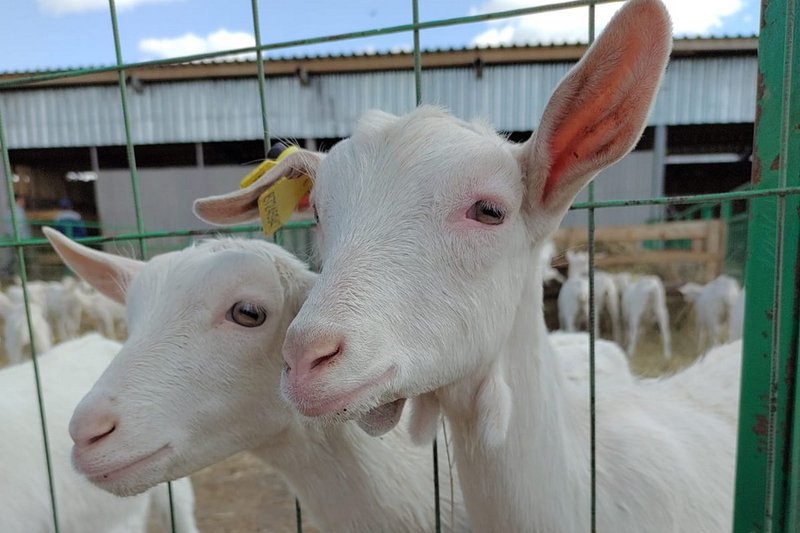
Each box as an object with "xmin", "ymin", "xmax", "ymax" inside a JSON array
[
  {"xmin": 43, "ymin": 227, "xmax": 143, "ymax": 304},
  {"xmin": 193, "ymin": 149, "xmax": 325, "ymax": 226},
  {"xmin": 520, "ymin": 0, "xmax": 671, "ymax": 221}
]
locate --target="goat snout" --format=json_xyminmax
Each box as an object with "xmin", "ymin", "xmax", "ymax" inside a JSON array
[
  {"xmin": 283, "ymin": 328, "xmax": 344, "ymax": 382},
  {"xmin": 69, "ymin": 405, "xmax": 119, "ymax": 449}
]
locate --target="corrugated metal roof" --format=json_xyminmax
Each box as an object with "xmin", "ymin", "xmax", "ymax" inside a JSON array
[
  {"xmin": 0, "ymin": 35, "xmax": 758, "ymax": 77},
  {"xmin": 0, "ymin": 56, "xmax": 757, "ymax": 149}
]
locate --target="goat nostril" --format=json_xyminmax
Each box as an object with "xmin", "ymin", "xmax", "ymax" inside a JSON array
[
  {"xmin": 87, "ymin": 424, "xmax": 116, "ymax": 445},
  {"xmin": 310, "ymin": 345, "xmax": 341, "ymax": 371}
]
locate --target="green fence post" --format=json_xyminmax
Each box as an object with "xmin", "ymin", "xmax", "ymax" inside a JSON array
[
  {"xmin": 732, "ymin": 1, "xmax": 799, "ymax": 532},
  {"xmin": 0, "ymin": 97, "xmax": 60, "ymax": 533},
  {"xmin": 721, "ymin": 200, "xmax": 733, "ymax": 221}
]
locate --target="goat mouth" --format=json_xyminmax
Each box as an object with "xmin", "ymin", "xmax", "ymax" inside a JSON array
[
  {"xmin": 357, "ymin": 398, "xmax": 407, "ymax": 436},
  {"xmin": 286, "ymin": 366, "xmax": 397, "ymax": 417},
  {"xmin": 84, "ymin": 444, "xmax": 171, "ymax": 484}
]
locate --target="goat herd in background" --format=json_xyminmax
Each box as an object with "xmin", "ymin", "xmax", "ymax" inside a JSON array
[
  {"xmin": 0, "ymin": 276, "xmax": 126, "ymax": 365},
  {"xmin": 551, "ymin": 245, "xmax": 745, "ymax": 360},
  {"xmin": 2, "ymin": 1, "xmax": 750, "ymax": 531}
]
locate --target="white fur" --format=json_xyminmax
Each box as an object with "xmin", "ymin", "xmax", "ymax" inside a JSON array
[
  {"xmin": 7, "ymin": 281, "xmax": 49, "ymax": 308},
  {"xmin": 619, "ymin": 274, "xmax": 672, "ymax": 358},
  {"xmin": 1, "ymin": 299, "xmax": 53, "ymax": 366},
  {"xmin": 74, "ymin": 286, "xmax": 127, "ymax": 340},
  {"xmin": 680, "ymin": 274, "xmax": 741, "ymax": 352},
  {"xmin": 0, "ymin": 334, "xmax": 197, "ymax": 533},
  {"xmin": 44, "ymin": 230, "xmax": 469, "ymax": 533},
  {"xmin": 194, "ymin": 2, "xmax": 737, "ymax": 530},
  {"xmin": 549, "ymin": 331, "xmax": 633, "ymax": 386},
  {"xmin": 46, "ymin": 277, "xmax": 84, "ymax": 343},
  {"xmin": 558, "ymin": 251, "xmax": 621, "ymax": 343},
  {"xmin": 539, "ymin": 239, "xmax": 564, "ymax": 284},
  {"xmin": 728, "ymin": 289, "xmax": 745, "ymax": 341}
]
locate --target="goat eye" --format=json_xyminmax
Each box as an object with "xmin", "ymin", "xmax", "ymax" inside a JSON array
[
  {"xmin": 467, "ymin": 200, "xmax": 505, "ymax": 225},
  {"xmin": 313, "ymin": 204, "xmax": 319, "ymax": 225},
  {"xmin": 227, "ymin": 301, "xmax": 267, "ymax": 327}
]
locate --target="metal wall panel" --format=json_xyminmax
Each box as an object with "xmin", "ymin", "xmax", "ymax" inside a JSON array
[{"xmin": 0, "ymin": 56, "xmax": 757, "ymax": 149}]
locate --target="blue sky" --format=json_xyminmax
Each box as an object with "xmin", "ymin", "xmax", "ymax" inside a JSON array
[{"xmin": 0, "ymin": 0, "xmax": 760, "ymax": 72}]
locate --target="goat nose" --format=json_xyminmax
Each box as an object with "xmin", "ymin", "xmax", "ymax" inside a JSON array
[
  {"xmin": 283, "ymin": 330, "xmax": 344, "ymax": 380},
  {"xmin": 69, "ymin": 409, "xmax": 118, "ymax": 448}
]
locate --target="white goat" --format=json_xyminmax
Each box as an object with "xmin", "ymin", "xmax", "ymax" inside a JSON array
[
  {"xmin": 728, "ymin": 289, "xmax": 745, "ymax": 341},
  {"xmin": 46, "ymin": 277, "xmax": 83, "ymax": 342},
  {"xmin": 0, "ymin": 333, "xmax": 197, "ymax": 533},
  {"xmin": 550, "ymin": 332, "xmax": 633, "ymax": 387},
  {"xmin": 558, "ymin": 251, "xmax": 621, "ymax": 343},
  {"xmin": 680, "ymin": 274, "xmax": 741, "ymax": 351},
  {"xmin": 194, "ymin": 2, "xmax": 740, "ymax": 530},
  {"xmin": 7, "ymin": 280, "xmax": 49, "ymax": 308},
  {"xmin": 0, "ymin": 299, "xmax": 53, "ymax": 366},
  {"xmin": 74, "ymin": 286, "xmax": 127, "ymax": 340},
  {"xmin": 619, "ymin": 274, "xmax": 672, "ymax": 359},
  {"xmin": 539, "ymin": 239, "xmax": 564, "ymax": 284},
  {"xmin": 44, "ymin": 228, "xmax": 469, "ymax": 532}
]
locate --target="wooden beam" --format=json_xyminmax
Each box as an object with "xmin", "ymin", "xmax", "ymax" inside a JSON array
[
  {"xmin": 554, "ymin": 220, "xmax": 723, "ymax": 244},
  {"xmin": 553, "ymin": 220, "xmax": 729, "ymax": 282}
]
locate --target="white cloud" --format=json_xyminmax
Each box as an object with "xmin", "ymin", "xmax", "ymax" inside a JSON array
[
  {"xmin": 37, "ymin": 0, "xmax": 175, "ymax": 15},
  {"xmin": 139, "ymin": 29, "xmax": 256, "ymax": 60},
  {"xmin": 470, "ymin": 0, "xmax": 745, "ymax": 47}
]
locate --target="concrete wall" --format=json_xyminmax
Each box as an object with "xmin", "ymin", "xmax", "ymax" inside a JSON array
[
  {"xmin": 94, "ymin": 164, "xmax": 314, "ymax": 262},
  {"xmin": 561, "ymin": 150, "xmax": 660, "ymax": 228},
  {"xmin": 95, "ymin": 151, "xmax": 658, "ymax": 259}
]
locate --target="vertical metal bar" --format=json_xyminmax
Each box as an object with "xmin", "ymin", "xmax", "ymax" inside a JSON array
[
  {"xmin": 411, "ymin": 2, "xmax": 440, "ymax": 531},
  {"xmin": 107, "ymin": 0, "xmax": 147, "ymax": 259},
  {"xmin": 195, "ymin": 143, "xmax": 205, "ymax": 169},
  {"xmin": 167, "ymin": 482, "xmax": 176, "ymax": 532},
  {"xmin": 89, "ymin": 146, "xmax": 100, "ymax": 172},
  {"xmin": 433, "ymin": 437, "xmax": 441, "ymax": 533},
  {"xmin": 412, "ymin": 0, "xmax": 422, "ymax": 106},
  {"xmin": 789, "ymin": 334, "xmax": 800, "ymax": 531},
  {"xmin": 295, "ymin": 498, "xmax": 304, "ymax": 533},
  {"xmin": 250, "ymin": 0, "xmax": 272, "ymax": 155},
  {"xmin": 0, "ymin": 103, "xmax": 60, "ymax": 533},
  {"xmin": 721, "ymin": 200, "xmax": 732, "ymax": 221},
  {"xmin": 106, "ymin": 0, "xmax": 167, "ymax": 525},
  {"xmin": 250, "ymin": 2, "xmax": 293, "ymax": 527},
  {"xmin": 586, "ymin": 3, "xmax": 597, "ymax": 532},
  {"xmin": 651, "ymin": 124, "xmax": 667, "ymax": 222},
  {"xmin": 733, "ymin": 0, "xmax": 799, "ymax": 531}
]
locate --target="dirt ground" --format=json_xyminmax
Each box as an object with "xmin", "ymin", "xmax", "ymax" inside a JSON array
[{"xmin": 188, "ymin": 453, "xmax": 319, "ymax": 533}]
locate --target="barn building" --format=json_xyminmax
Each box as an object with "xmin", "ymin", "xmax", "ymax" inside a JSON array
[{"xmin": 0, "ymin": 37, "xmax": 756, "ymax": 261}]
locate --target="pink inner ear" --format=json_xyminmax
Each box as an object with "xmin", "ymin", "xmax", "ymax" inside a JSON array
[{"xmin": 541, "ymin": 37, "xmax": 645, "ymax": 203}]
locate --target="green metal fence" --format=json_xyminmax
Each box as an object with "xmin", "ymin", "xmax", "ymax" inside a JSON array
[
  {"xmin": 656, "ymin": 184, "xmax": 750, "ymax": 281},
  {"xmin": 0, "ymin": 0, "xmax": 798, "ymax": 532}
]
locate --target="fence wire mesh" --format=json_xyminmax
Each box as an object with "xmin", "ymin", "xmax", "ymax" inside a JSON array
[{"xmin": 0, "ymin": 0, "xmax": 797, "ymax": 532}]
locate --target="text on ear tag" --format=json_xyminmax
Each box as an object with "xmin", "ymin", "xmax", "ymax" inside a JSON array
[{"xmin": 257, "ymin": 176, "xmax": 313, "ymax": 236}]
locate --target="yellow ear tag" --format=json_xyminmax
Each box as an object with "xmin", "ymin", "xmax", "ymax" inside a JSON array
[
  {"xmin": 239, "ymin": 145, "xmax": 300, "ymax": 190},
  {"xmin": 257, "ymin": 176, "xmax": 312, "ymax": 236}
]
